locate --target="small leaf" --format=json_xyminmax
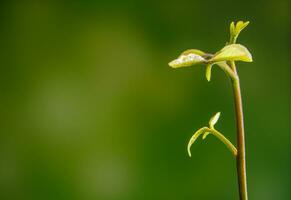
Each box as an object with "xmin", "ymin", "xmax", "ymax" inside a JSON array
[
  {"xmin": 210, "ymin": 44, "xmax": 253, "ymax": 63},
  {"xmin": 187, "ymin": 127, "xmax": 208, "ymax": 157},
  {"xmin": 236, "ymin": 21, "xmax": 244, "ymax": 29},
  {"xmin": 235, "ymin": 21, "xmax": 249, "ymax": 34},
  {"xmin": 209, "ymin": 112, "xmax": 221, "ymax": 128},
  {"xmin": 205, "ymin": 64, "xmax": 213, "ymax": 82},
  {"xmin": 229, "ymin": 21, "xmax": 250, "ymax": 43},
  {"xmin": 230, "ymin": 22, "xmax": 235, "ymax": 35},
  {"xmin": 169, "ymin": 50, "xmax": 207, "ymax": 68}
]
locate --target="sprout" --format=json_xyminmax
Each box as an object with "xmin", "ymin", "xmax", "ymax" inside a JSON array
[
  {"xmin": 168, "ymin": 20, "xmax": 252, "ymax": 200},
  {"xmin": 187, "ymin": 112, "xmax": 237, "ymax": 157},
  {"xmin": 209, "ymin": 112, "xmax": 221, "ymax": 128},
  {"xmin": 230, "ymin": 21, "xmax": 250, "ymax": 44}
]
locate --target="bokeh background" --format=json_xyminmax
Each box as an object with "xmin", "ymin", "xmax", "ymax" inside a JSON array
[{"xmin": 0, "ymin": 0, "xmax": 290, "ymax": 199}]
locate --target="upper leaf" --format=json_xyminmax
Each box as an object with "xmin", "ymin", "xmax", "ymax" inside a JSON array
[
  {"xmin": 229, "ymin": 21, "xmax": 250, "ymax": 44},
  {"xmin": 169, "ymin": 49, "xmax": 207, "ymax": 68},
  {"xmin": 230, "ymin": 21, "xmax": 249, "ymax": 38},
  {"xmin": 210, "ymin": 44, "xmax": 253, "ymax": 63}
]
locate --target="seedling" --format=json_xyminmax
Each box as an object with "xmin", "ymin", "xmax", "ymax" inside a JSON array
[{"xmin": 169, "ymin": 21, "xmax": 252, "ymax": 200}]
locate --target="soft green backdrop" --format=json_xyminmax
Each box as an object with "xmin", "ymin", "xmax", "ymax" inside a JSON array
[{"xmin": 0, "ymin": 0, "xmax": 290, "ymax": 199}]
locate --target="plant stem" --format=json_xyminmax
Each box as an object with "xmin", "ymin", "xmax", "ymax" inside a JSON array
[{"xmin": 230, "ymin": 61, "xmax": 248, "ymax": 200}]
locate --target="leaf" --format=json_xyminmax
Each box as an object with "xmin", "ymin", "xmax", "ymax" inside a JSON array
[
  {"xmin": 187, "ymin": 127, "xmax": 208, "ymax": 157},
  {"xmin": 230, "ymin": 21, "xmax": 249, "ymax": 36},
  {"xmin": 229, "ymin": 21, "xmax": 250, "ymax": 43},
  {"xmin": 205, "ymin": 64, "xmax": 213, "ymax": 82},
  {"xmin": 169, "ymin": 50, "xmax": 207, "ymax": 68},
  {"xmin": 235, "ymin": 21, "xmax": 249, "ymax": 34},
  {"xmin": 210, "ymin": 44, "xmax": 253, "ymax": 63},
  {"xmin": 209, "ymin": 112, "xmax": 221, "ymax": 128},
  {"xmin": 230, "ymin": 22, "xmax": 235, "ymax": 35}
]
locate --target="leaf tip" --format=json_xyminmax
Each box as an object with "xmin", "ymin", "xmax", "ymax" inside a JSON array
[
  {"xmin": 205, "ymin": 64, "xmax": 212, "ymax": 82},
  {"xmin": 168, "ymin": 60, "xmax": 177, "ymax": 68},
  {"xmin": 187, "ymin": 141, "xmax": 193, "ymax": 157},
  {"xmin": 230, "ymin": 22, "xmax": 235, "ymax": 33}
]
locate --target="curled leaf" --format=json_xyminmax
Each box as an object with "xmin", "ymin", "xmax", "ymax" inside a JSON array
[
  {"xmin": 169, "ymin": 50, "xmax": 207, "ymax": 68},
  {"xmin": 209, "ymin": 112, "xmax": 221, "ymax": 128},
  {"xmin": 210, "ymin": 44, "xmax": 253, "ymax": 63},
  {"xmin": 187, "ymin": 127, "xmax": 208, "ymax": 157}
]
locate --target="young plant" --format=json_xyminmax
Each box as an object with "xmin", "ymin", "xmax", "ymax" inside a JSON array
[{"xmin": 169, "ymin": 21, "xmax": 252, "ymax": 200}]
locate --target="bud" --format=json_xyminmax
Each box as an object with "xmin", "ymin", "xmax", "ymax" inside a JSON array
[{"xmin": 209, "ymin": 112, "xmax": 221, "ymax": 128}]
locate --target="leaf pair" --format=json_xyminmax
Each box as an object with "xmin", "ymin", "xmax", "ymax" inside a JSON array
[
  {"xmin": 168, "ymin": 21, "xmax": 252, "ymax": 81},
  {"xmin": 187, "ymin": 112, "xmax": 237, "ymax": 157},
  {"xmin": 169, "ymin": 44, "xmax": 252, "ymax": 68},
  {"xmin": 230, "ymin": 21, "xmax": 250, "ymax": 43},
  {"xmin": 169, "ymin": 44, "xmax": 252, "ymax": 81}
]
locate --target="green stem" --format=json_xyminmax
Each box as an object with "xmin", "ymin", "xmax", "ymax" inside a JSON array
[
  {"xmin": 206, "ymin": 128, "xmax": 237, "ymax": 157},
  {"xmin": 230, "ymin": 61, "xmax": 248, "ymax": 200}
]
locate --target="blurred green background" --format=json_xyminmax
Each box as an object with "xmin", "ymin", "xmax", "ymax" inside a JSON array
[{"xmin": 0, "ymin": 0, "xmax": 290, "ymax": 199}]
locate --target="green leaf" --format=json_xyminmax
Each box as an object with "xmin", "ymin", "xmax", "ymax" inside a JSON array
[
  {"xmin": 230, "ymin": 22, "xmax": 235, "ymax": 35},
  {"xmin": 229, "ymin": 21, "xmax": 250, "ymax": 43},
  {"xmin": 209, "ymin": 112, "xmax": 221, "ymax": 128},
  {"xmin": 187, "ymin": 127, "xmax": 208, "ymax": 157},
  {"xmin": 205, "ymin": 64, "xmax": 213, "ymax": 82},
  {"xmin": 234, "ymin": 21, "xmax": 249, "ymax": 35},
  {"xmin": 169, "ymin": 50, "xmax": 207, "ymax": 68},
  {"xmin": 210, "ymin": 44, "xmax": 253, "ymax": 63}
]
